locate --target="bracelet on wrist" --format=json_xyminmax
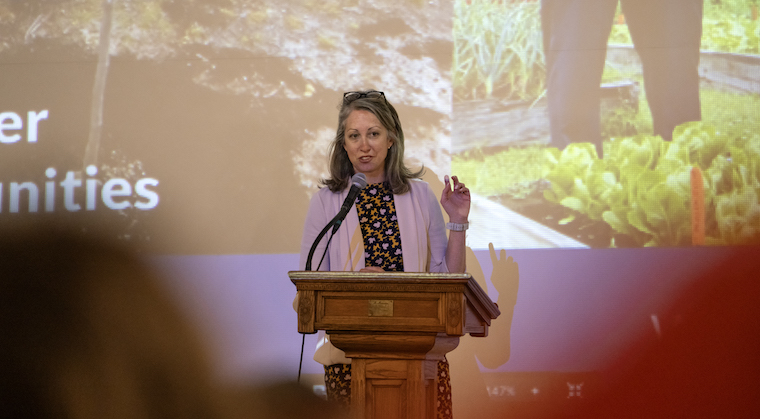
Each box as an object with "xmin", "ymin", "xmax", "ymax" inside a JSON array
[{"xmin": 446, "ymin": 222, "xmax": 469, "ymax": 231}]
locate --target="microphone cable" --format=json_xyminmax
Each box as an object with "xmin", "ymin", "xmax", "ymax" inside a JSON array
[
  {"xmin": 316, "ymin": 227, "xmax": 337, "ymax": 272},
  {"xmin": 299, "ymin": 227, "xmax": 337, "ymax": 384},
  {"xmin": 298, "ymin": 333, "xmax": 305, "ymax": 384}
]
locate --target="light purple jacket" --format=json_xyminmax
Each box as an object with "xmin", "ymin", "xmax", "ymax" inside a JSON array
[
  {"xmin": 297, "ymin": 179, "xmax": 450, "ymax": 365},
  {"xmin": 299, "ymin": 179, "xmax": 449, "ymax": 273}
]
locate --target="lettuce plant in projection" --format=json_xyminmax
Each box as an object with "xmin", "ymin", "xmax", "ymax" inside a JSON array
[
  {"xmin": 610, "ymin": 134, "xmax": 695, "ymax": 247},
  {"xmin": 541, "ymin": 121, "xmax": 760, "ymax": 247},
  {"xmin": 543, "ymin": 143, "xmax": 618, "ymax": 225},
  {"xmin": 705, "ymin": 135, "xmax": 760, "ymax": 244}
]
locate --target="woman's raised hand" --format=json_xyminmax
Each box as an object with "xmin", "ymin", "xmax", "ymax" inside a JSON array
[{"xmin": 440, "ymin": 175, "xmax": 470, "ymax": 224}]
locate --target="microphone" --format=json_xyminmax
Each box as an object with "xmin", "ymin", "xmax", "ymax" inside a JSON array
[
  {"xmin": 305, "ymin": 173, "xmax": 367, "ymax": 271},
  {"xmin": 333, "ymin": 173, "xmax": 368, "ymax": 229}
]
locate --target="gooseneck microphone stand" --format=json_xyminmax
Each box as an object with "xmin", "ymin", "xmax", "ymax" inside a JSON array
[{"xmin": 298, "ymin": 173, "xmax": 367, "ymax": 384}]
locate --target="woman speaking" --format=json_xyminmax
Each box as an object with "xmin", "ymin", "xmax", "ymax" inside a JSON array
[{"xmin": 298, "ymin": 90, "xmax": 470, "ymax": 418}]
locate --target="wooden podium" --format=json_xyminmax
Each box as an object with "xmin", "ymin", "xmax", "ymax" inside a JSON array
[{"xmin": 290, "ymin": 271, "xmax": 500, "ymax": 419}]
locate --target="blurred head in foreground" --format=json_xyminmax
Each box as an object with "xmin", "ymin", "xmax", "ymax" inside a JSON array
[{"xmin": 0, "ymin": 225, "xmax": 232, "ymax": 418}]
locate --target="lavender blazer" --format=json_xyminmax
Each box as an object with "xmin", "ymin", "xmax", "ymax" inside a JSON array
[{"xmin": 297, "ymin": 179, "xmax": 450, "ymax": 365}]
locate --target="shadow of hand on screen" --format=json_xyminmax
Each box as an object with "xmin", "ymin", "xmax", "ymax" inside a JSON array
[
  {"xmin": 448, "ymin": 243, "xmax": 520, "ymax": 419},
  {"xmin": 421, "ymin": 169, "xmax": 521, "ymax": 417},
  {"xmin": 474, "ymin": 242, "xmax": 519, "ymax": 369}
]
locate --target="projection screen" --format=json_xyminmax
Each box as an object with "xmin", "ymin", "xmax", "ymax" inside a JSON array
[{"xmin": 2, "ymin": 0, "xmax": 758, "ymax": 416}]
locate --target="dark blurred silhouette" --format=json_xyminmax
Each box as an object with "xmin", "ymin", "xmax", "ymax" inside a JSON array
[
  {"xmin": 233, "ymin": 381, "xmax": 348, "ymax": 419},
  {"xmin": 0, "ymin": 224, "xmax": 237, "ymax": 418},
  {"xmin": 0, "ymin": 224, "xmax": 345, "ymax": 419}
]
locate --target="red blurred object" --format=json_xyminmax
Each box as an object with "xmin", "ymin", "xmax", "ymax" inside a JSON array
[{"xmin": 563, "ymin": 247, "xmax": 760, "ymax": 419}]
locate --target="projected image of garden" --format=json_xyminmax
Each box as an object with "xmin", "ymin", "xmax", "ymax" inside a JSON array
[{"xmin": 453, "ymin": 0, "xmax": 760, "ymax": 249}]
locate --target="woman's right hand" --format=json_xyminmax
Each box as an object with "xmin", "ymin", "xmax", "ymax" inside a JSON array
[
  {"xmin": 440, "ymin": 175, "xmax": 471, "ymax": 223},
  {"xmin": 359, "ymin": 266, "xmax": 385, "ymax": 273}
]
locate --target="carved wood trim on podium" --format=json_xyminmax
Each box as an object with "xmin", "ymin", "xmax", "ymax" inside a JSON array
[{"xmin": 290, "ymin": 271, "xmax": 500, "ymax": 419}]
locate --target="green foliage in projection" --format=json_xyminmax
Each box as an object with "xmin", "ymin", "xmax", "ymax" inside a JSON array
[
  {"xmin": 542, "ymin": 122, "xmax": 760, "ymax": 246},
  {"xmin": 610, "ymin": 0, "xmax": 760, "ymax": 54},
  {"xmin": 543, "ymin": 143, "xmax": 616, "ymax": 226},
  {"xmin": 453, "ymin": 0, "xmax": 544, "ymax": 101},
  {"xmin": 452, "ymin": 146, "xmax": 548, "ymax": 198},
  {"xmin": 702, "ymin": 4, "xmax": 760, "ymax": 54},
  {"xmin": 452, "ymin": 0, "xmax": 760, "ymax": 106},
  {"xmin": 454, "ymin": 113, "xmax": 760, "ymax": 247},
  {"xmin": 704, "ymin": 133, "xmax": 760, "ymax": 244}
]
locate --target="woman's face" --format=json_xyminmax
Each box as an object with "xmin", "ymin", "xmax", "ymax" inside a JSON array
[{"xmin": 343, "ymin": 109, "xmax": 393, "ymax": 184}]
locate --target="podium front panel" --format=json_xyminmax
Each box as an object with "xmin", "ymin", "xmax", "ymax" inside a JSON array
[{"xmin": 317, "ymin": 291, "xmax": 446, "ymax": 333}]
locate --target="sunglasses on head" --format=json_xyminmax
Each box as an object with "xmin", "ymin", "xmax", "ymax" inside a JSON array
[{"xmin": 343, "ymin": 90, "xmax": 386, "ymax": 104}]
